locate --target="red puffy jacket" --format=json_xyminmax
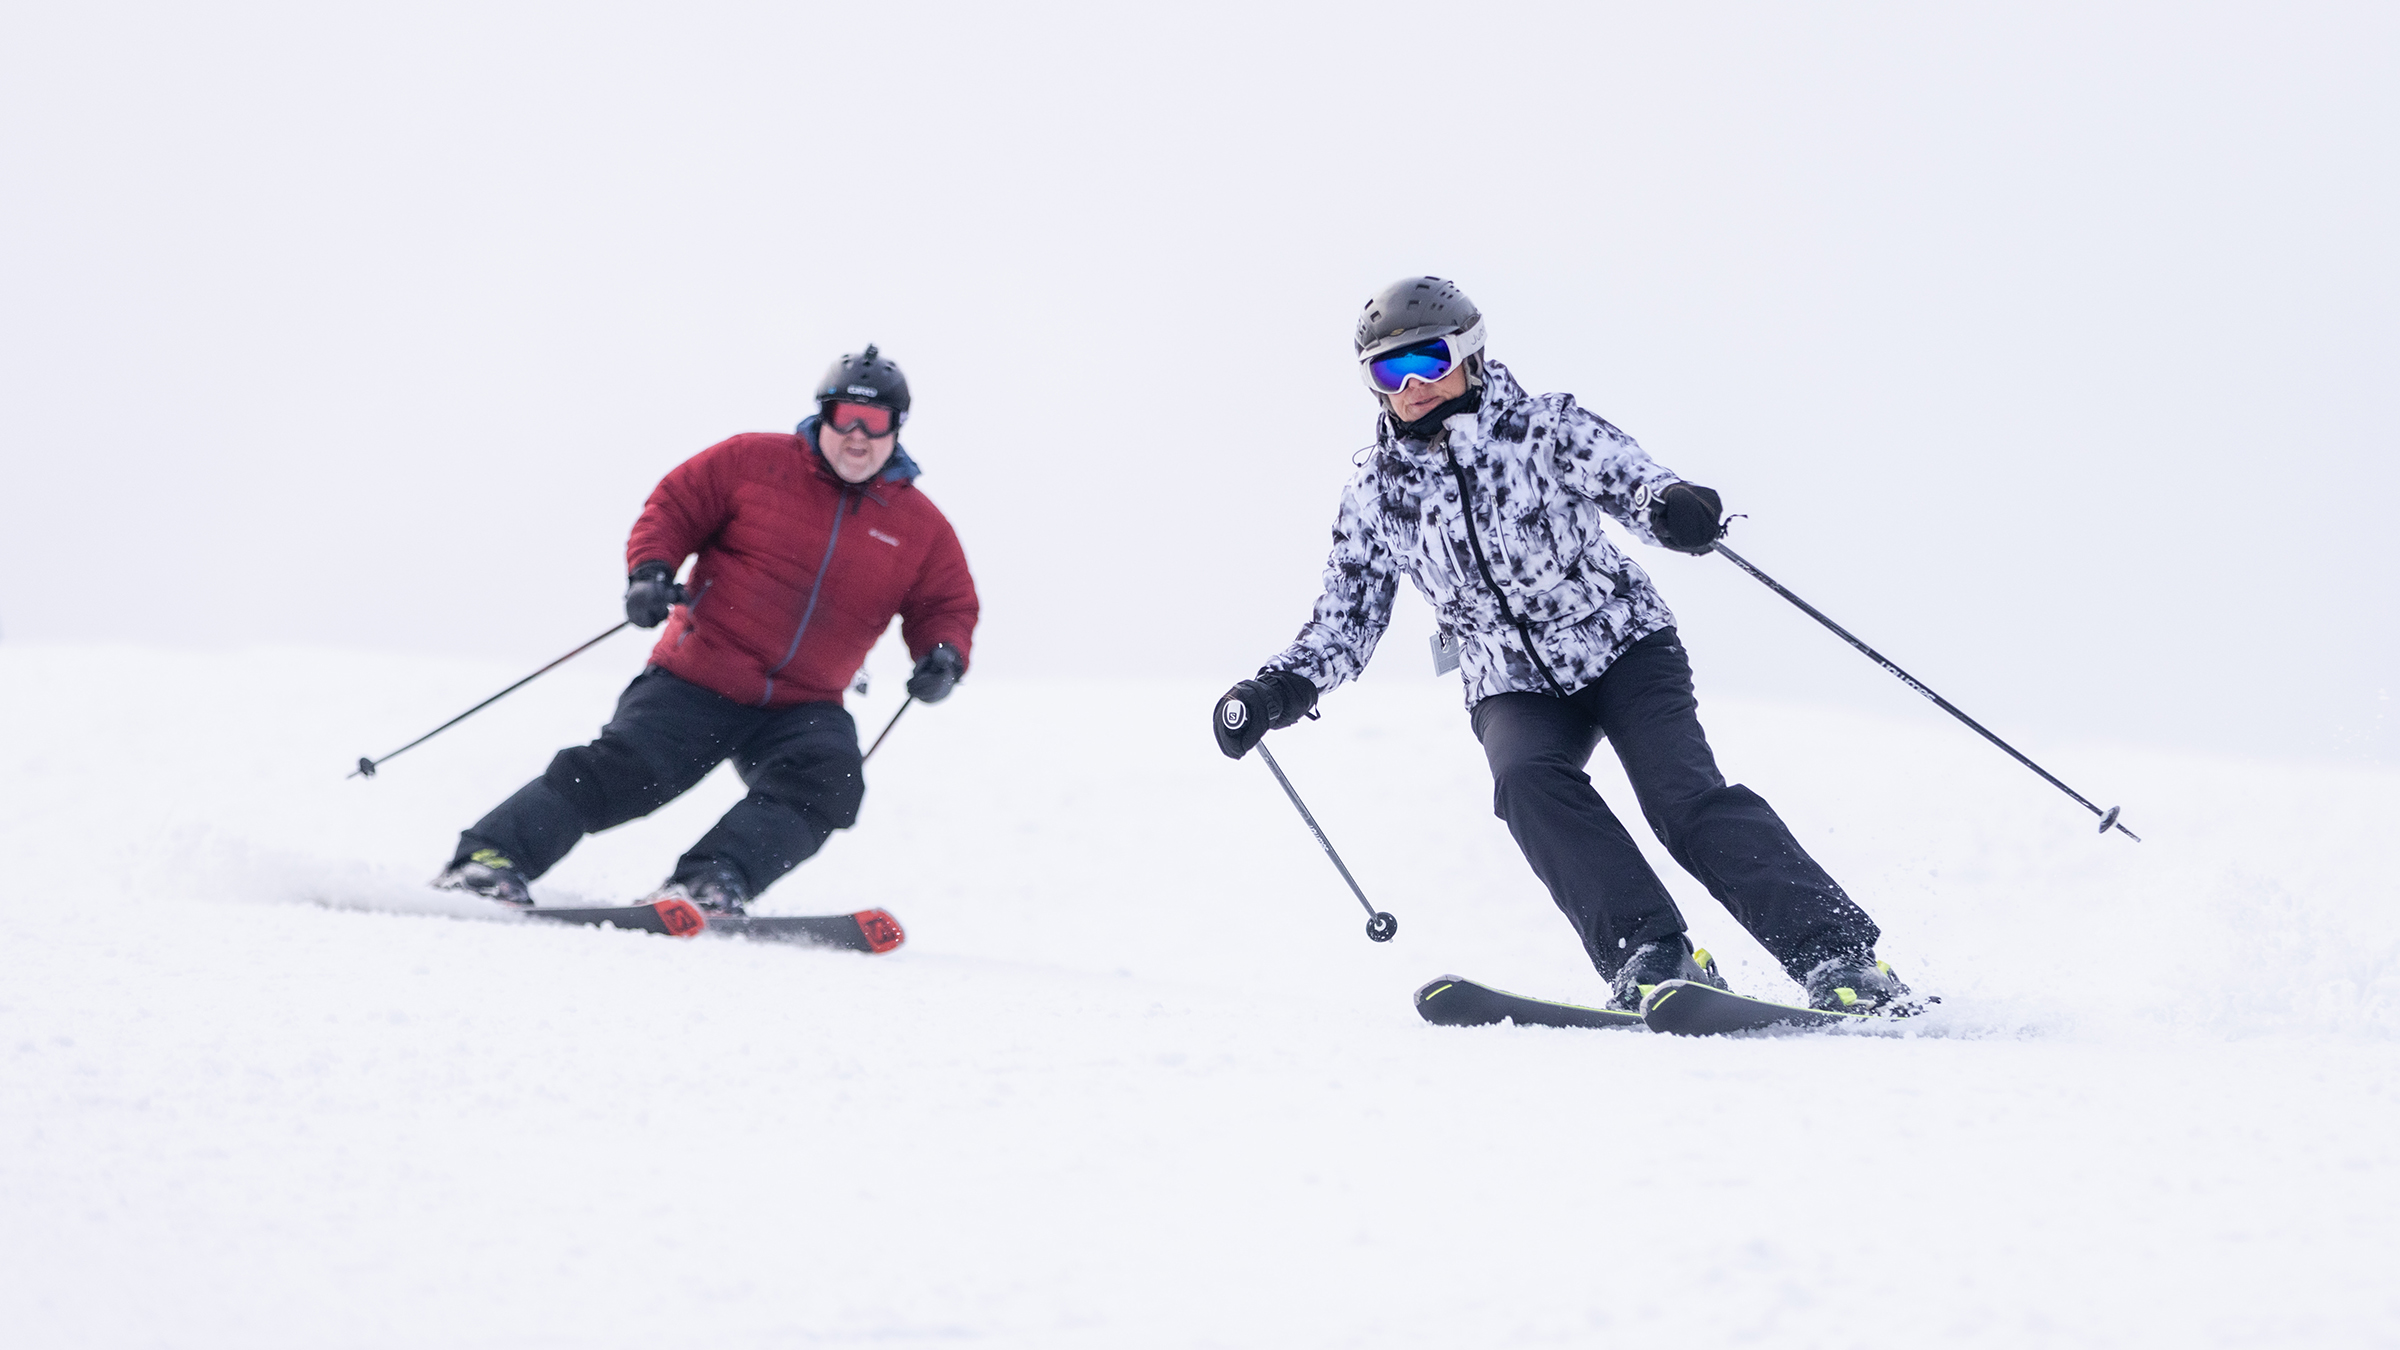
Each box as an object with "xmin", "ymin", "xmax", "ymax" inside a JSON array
[{"xmin": 624, "ymin": 421, "xmax": 979, "ymax": 708}]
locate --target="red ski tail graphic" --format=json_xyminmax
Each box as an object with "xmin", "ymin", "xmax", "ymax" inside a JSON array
[
  {"xmin": 649, "ymin": 898, "xmax": 707, "ymax": 938},
  {"xmin": 852, "ymin": 908, "xmax": 905, "ymax": 953}
]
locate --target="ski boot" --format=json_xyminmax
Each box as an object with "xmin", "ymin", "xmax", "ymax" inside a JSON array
[
  {"xmin": 433, "ymin": 848, "xmax": 532, "ymax": 908},
  {"xmin": 1609, "ymin": 935, "xmax": 1731, "ymax": 1013},
  {"xmin": 652, "ymin": 860, "xmax": 751, "ymax": 916},
  {"xmin": 1801, "ymin": 953, "xmax": 1917, "ymax": 1015}
]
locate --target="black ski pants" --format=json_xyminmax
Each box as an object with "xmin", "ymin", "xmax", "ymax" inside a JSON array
[
  {"xmin": 453, "ymin": 667, "xmax": 865, "ymax": 895},
  {"xmin": 1471, "ymin": 627, "xmax": 1877, "ymax": 982}
]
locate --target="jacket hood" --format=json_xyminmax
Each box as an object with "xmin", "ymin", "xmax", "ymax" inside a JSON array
[{"xmin": 796, "ymin": 414, "xmax": 922, "ymax": 486}]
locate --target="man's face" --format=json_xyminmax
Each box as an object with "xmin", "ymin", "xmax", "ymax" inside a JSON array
[
  {"xmin": 820, "ymin": 412, "xmax": 899, "ymax": 484},
  {"xmin": 1383, "ymin": 361, "xmax": 1470, "ymax": 423}
]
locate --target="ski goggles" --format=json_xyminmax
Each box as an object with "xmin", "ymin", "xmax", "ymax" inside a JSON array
[
  {"xmin": 1358, "ymin": 318, "xmax": 1486, "ymax": 394},
  {"xmin": 822, "ymin": 400, "xmax": 898, "ymax": 437}
]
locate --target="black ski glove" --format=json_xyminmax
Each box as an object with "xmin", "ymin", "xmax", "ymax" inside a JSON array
[
  {"xmin": 1213, "ymin": 669, "xmax": 1318, "ymax": 760},
  {"xmin": 1647, "ymin": 482, "xmax": 1726, "ymax": 554},
  {"xmin": 906, "ymin": 643, "xmax": 966, "ymax": 703},
  {"xmin": 624, "ymin": 560, "xmax": 684, "ymax": 629}
]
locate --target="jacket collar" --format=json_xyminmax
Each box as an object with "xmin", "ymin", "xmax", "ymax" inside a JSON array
[{"xmin": 1376, "ymin": 359, "xmax": 1528, "ymax": 463}]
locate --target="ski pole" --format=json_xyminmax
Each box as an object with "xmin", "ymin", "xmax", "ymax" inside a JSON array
[
  {"xmin": 349, "ymin": 620, "xmax": 633, "ymax": 779},
  {"xmin": 1255, "ymin": 742, "xmax": 1399, "ymax": 942},
  {"xmin": 863, "ymin": 698, "xmax": 913, "ymax": 762},
  {"xmin": 1711, "ymin": 542, "xmax": 2139, "ymax": 841}
]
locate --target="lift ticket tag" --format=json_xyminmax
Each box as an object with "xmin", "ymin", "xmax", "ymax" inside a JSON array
[{"xmin": 1430, "ymin": 631, "xmax": 1461, "ymax": 675}]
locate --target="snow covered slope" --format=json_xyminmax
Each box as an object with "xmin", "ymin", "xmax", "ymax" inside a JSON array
[{"xmin": 4, "ymin": 643, "xmax": 2395, "ymax": 1347}]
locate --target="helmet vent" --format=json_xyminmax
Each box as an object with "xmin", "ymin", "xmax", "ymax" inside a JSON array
[{"xmin": 1353, "ymin": 275, "xmax": 1481, "ymax": 357}]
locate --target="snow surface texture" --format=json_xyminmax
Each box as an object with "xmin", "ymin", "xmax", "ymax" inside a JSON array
[{"xmin": 5, "ymin": 642, "xmax": 2396, "ymax": 1348}]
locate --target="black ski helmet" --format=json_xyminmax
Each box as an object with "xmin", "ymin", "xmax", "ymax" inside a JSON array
[
  {"xmin": 815, "ymin": 345, "xmax": 912, "ymax": 424},
  {"xmin": 1356, "ymin": 277, "xmax": 1481, "ymax": 359}
]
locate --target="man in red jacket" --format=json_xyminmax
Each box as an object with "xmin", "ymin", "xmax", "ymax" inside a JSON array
[{"xmin": 435, "ymin": 346, "xmax": 979, "ymax": 912}]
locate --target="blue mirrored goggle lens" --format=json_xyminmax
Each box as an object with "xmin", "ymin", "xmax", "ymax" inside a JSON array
[{"xmin": 1367, "ymin": 340, "xmax": 1455, "ymax": 393}]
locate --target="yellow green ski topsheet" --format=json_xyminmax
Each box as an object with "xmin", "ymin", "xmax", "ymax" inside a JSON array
[{"xmin": 1640, "ymin": 978, "xmax": 1871, "ymax": 1036}]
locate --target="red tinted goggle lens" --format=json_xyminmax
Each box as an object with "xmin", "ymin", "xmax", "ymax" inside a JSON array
[{"xmin": 825, "ymin": 401, "xmax": 895, "ymax": 436}]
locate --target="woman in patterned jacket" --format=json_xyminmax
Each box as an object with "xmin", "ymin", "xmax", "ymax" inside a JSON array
[{"xmin": 1213, "ymin": 277, "xmax": 1908, "ymax": 1014}]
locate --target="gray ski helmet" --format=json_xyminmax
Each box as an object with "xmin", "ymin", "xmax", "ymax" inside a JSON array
[
  {"xmin": 815, "ymin": 344, "xmax": 912, "ymax": 421},
  {"xmin": 1356, "ymin": 277, "xmax": 1481, "ymax": 359}
]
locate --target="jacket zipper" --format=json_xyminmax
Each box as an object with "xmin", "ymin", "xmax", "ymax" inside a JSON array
[
  {"xmin": 759, "ymin": 495, "xmax": 849, "ymax": 704},
  {"xmin": 1443, "ymin": 441, "xmax": 1569, "ymax": 698}
]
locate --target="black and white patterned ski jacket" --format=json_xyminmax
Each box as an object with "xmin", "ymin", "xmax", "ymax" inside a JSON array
[{"xmin": 1267, "ymin": 360, "xmax": 1685, "ymax": 707}]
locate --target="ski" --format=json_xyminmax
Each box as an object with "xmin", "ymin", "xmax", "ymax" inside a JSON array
[
  {"xmin": 1414, "ymin": 975, "xmax": 1644, "ymax": 1030},
  {"xmin": 523, "ymin": 900, "xmax": 905, "ymax": 953},
  {"xmin": 525, "ymin": 897, "xmax": 708, "ymax": 936},
  {"xmin": 712, "ymin": 909, "xmax": 906, "ymax": 953},
  {"xmin": 1640, "ymin": 979, "xmax": 1870, "ymax": 1035}
]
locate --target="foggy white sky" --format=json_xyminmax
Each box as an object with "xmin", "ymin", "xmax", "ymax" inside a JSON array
[{"xmin": 2, "ymin": 1, "xmax": 2393, "ymax": 763}]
